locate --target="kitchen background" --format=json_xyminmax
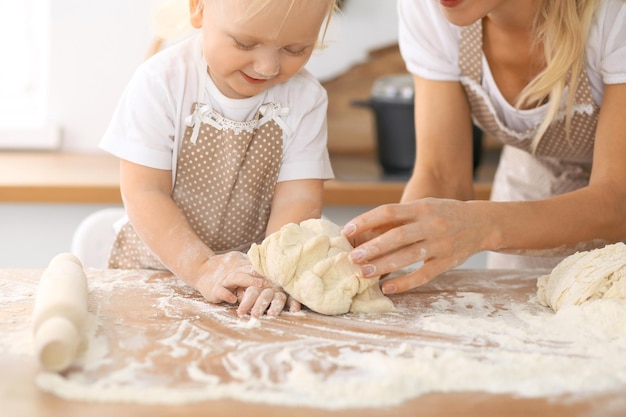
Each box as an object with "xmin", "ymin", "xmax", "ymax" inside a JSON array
[{"xmin": 0, "ymin": 0, "xmax": 486, "ymax": 269}]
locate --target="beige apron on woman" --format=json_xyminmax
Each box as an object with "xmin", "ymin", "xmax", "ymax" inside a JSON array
[
  {"xmin": 108, "ymin": 90, "xmax": 286, "ymax": 270},
  {"xmin": 459, "ymin": 20, "xmax": 600, "ymax": 269}
]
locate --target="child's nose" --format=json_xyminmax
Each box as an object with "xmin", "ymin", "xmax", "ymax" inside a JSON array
[{"xmin": 253, "ymin": 49, "xmax": 280, "ymax": 78}]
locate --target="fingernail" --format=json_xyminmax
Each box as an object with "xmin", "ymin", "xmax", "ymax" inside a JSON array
[
  {"xmin": 342, "ymin": 223, "xmax": 356, "ymax": 236},
  {"xmin": 361, "ymin": 264, "xmax": 376, "ymax": 277},
  {"xmin": 350, "ymin": 249, "xmax": 365, "ymax": 262},
  {"xmin": 382, "ymin": 284, "xmax": 396, "ymax": 294}
]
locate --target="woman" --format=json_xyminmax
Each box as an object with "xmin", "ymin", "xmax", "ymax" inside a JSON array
[{"xmin": 342, "ymin": 0, "xmax": 626, "ymax": 295}]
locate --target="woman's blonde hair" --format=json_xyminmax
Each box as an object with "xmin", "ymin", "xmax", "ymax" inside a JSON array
[{"xmin": 517, "ymin": 0, "xmax": 602, "ymax": 151}]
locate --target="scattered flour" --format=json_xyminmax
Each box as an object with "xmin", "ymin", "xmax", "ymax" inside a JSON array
[
  {"xmin": 1, "ymin": 268, "xmax": 625, "ymax": 409},
  {"xmin": 234, "ymin": 316, "xmax": 261, "ymax": 329}
]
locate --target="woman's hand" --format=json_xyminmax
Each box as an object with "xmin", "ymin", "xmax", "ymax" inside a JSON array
[{"xmin": 342, "ymin": 198, "xmax": 489, "ymax": 294}]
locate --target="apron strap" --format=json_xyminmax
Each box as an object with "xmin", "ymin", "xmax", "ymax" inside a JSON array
[
  {"xmin": 185, "ymin": 104, "xmax": 223, "ymax": 144},
  {"xmin": 259, "ymin": 103, "xmax": 291, "ymax": 135}
]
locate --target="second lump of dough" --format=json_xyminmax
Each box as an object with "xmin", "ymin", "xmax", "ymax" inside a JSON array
[
  {"xmin": 247, "ymin": 218, "xmax": 395, "ymax": 315},
  {"xmin": 536, "ymin": 242, "xmax": 626, "ymax": 312}
]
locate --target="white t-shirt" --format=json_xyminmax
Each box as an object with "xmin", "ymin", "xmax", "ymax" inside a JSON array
[
  {"xmin": 398, "ymin": 0, "xmax": 626, "ymax": 132},
  {"xmin": 100, "ymin": 35, "xmax": 334, "ymax": 183}
]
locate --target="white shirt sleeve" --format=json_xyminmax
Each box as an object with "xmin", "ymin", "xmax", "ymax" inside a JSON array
[
  {"xmin": 99, "ymin": 37, "xmax": 201, "ymax": 171},
  {"xmin": 595, "ymin": 0, "xmax": 626, "ymax": 85},
  {"xmin": 397, "ymin": 0, "xmax": 462, "ymax": 81},
  {"xmin": 271, "ymin": 71, "xmax": 334, "ymax": 182},
  {"xmin": 99, "ymin": 62, "xmax": 177, "ymax": 171}
]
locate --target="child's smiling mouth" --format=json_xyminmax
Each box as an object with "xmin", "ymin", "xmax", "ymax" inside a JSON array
[{"xmin": 240, "ymin": 71, "xmax": 272, "ymax": 85}]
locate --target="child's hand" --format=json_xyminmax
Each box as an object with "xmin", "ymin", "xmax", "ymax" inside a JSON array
[
  {"xmin": 195, "ymin": 251, "xmax": 301, "ymax": 317},
  {"xmin": 236, "ymin": 286, "xmax": 302, "ymax": 317},
  {"xmin": 195, "ymin": 251, "xmax": 265, "ymax": 305}
]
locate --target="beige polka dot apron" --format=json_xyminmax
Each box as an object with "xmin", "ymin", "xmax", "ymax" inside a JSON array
[
  {"xmin": 108, "ymin": 98, "xmax": 285, "ymax": 270},
  {"xmin": 459, "ymin": 20, "xmax": 599, "ymax": 269}
]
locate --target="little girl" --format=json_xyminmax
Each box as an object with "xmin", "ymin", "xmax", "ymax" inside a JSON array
[{"xmin": 100, "ymin": 0, "xmax": 337, "ymax": 316}]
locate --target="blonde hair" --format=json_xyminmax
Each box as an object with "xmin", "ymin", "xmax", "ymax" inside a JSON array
[
  {"xmin": 204, "ymin": 0, "xmax": 338, "ymax": 47},
  {"xmin": 516, "ymin": 0, "xmax": 602, "ymax": 151}
]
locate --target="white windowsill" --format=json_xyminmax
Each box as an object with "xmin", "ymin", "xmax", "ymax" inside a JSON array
[{"xmin": 0, "ymin": 124, "xmax": 62, "ymax": 150}]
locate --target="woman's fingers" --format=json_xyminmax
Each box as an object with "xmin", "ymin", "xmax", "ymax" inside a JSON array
[
  {"xmin": 380, "ymin": 259, "xmax": 448, "ymax": 294},
  {"xmin": 343, "ymin": 204, "xmax": 409, "ymax": 239},
  {"xmin": 349, "ymin": 222, "xmax": 426, "ymax": 265},
  {"xmin": 354, "ymin": 240, "xmax": 432, "ymax": 278}
]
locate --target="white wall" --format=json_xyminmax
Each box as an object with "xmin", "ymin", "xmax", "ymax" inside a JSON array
[
  {"xmin": 48, "ymin": 0, "xmax": 158, "ymax": 152},
  {"xmin": 307, "ymin": 0, "xmax": 400, "ymax": 81}
]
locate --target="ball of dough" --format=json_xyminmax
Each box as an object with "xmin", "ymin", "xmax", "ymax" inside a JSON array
[
  {"xmin": 247, "ymin": 218, "xmax": 395, "ymax": 315},
  {"xmin": 536, "ymin": 242, "xmax": 626, "ymax": 312}
]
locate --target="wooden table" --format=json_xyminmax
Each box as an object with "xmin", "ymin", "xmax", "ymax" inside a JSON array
[
  {"xmin": 0, "ymin": 152, "xmax": 493, "ymax": 205},
  {"xmin": 2, "ymin": 268, "xmax": 624, "ymax": 417}
]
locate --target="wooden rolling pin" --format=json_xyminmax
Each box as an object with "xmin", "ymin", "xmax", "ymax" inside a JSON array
[{"xmin": 32, "ymin": 253, "xmax": 88, "ymax": 372}]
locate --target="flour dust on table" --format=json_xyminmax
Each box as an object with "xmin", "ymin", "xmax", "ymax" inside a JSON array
[{"xmin": 1, "ymin": 268, "xmax": 625, "ymax": 410}]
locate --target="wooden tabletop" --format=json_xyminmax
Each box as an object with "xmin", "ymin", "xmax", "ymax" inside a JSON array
[
  {"xmin": 0, "ymin": 152, "xmax": 493, "ymax": 205},
  {"xmin": 2, "ymin": 268, "xmax": 624, "ymax": 417}
]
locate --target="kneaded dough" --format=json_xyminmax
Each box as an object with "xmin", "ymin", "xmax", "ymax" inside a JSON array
[
  {"xmin": 536, "ymin": 242, "xmax": 626, "ymax": 312},
  {"xmin": 247, "ymin": 218, "xmax": 395, "ymax": 315}
]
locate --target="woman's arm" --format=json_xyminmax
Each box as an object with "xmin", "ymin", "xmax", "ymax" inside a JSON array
[
  {"xmin": 343, "ymin": 83, "xmax": 626, "ymax": 294},
  {"xmin": 345, "ymin": 75, "xmax": 477, "ymax": 248},
  {"xmin": 402, "ymin": 75, "xmax": 475, "ymax": 202}
]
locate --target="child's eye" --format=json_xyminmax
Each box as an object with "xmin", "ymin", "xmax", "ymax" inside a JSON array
[
  {"xmin": 282, "ymin": 47, "xmax": 307, "ymax": 56},
  {"xmin": 234, "ymin": 39, "xmax": 255, "ymax": 50}
]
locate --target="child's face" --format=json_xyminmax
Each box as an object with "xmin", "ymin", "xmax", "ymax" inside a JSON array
[{"xmin": 191, "ymin": 0, "xmax": 330, "ymax": 99}]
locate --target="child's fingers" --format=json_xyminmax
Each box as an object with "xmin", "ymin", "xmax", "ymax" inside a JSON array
[
  {"xmin": 266, "ymin": 292, "xmax": 288, "ymax": 316},
  {"xmin": 235, "ymin": 286, "xmax": 246, "ymax": 303},
  {"xmin": 213, "ymin": 286, "xmax": 238, "ymax": 304},
  {"xmin": 236, "ymin": 286, "xmax": 262, "ymax": 316},
  {"xmin": 250, "ymin": 288, "xmax": 275, "ymax": 317},
  {"xmin": 286, "ymin": 296, "xmax": 301, "ymax": 313},
  {"xmin": 226, "ymin": 270, "xmax": 264, "ymax": 290}
]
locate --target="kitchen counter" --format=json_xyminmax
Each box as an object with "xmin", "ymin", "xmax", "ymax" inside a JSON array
[
  {"xmin": 0, "ymin": 152, "xmax": 494, "ymax": 205},
  {"xmin": 2, "ymin": 267, "xmax": 624, "ymax": 417}
]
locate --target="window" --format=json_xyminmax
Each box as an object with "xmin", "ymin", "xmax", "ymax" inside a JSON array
[{"xmin": 0, "ymin": 0, "xmax": 59, "ymax": 149}]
